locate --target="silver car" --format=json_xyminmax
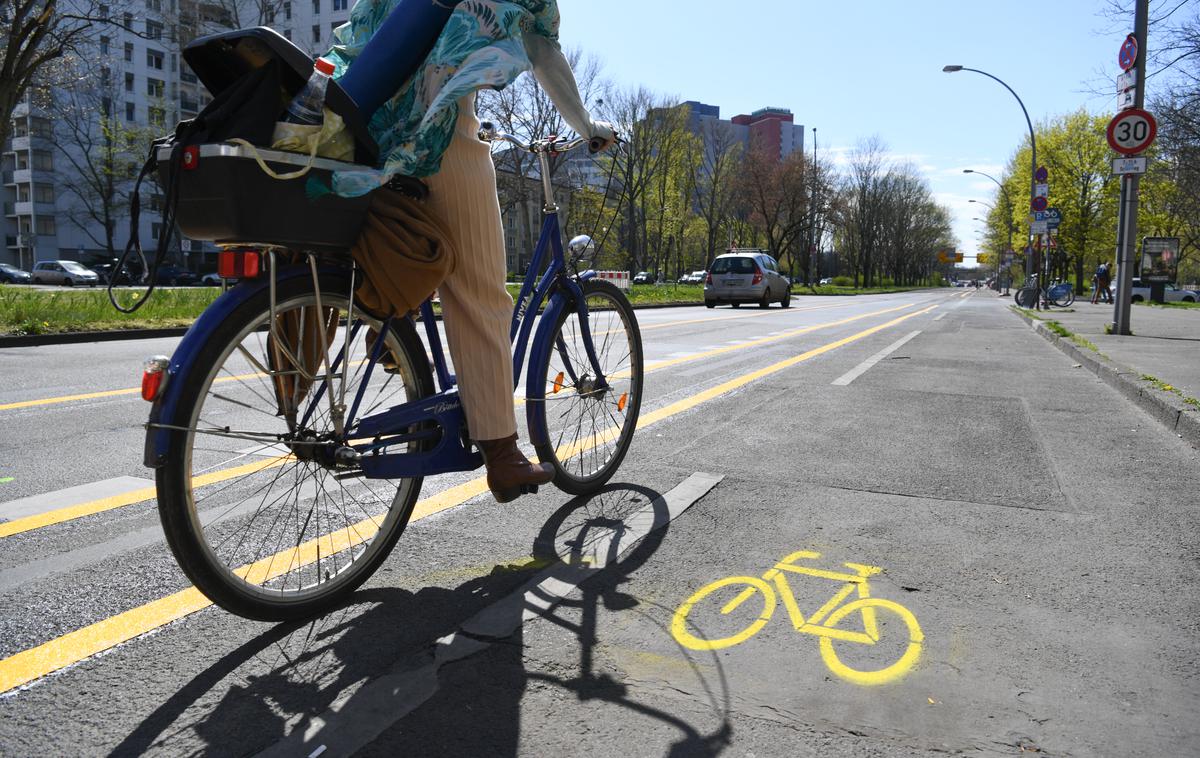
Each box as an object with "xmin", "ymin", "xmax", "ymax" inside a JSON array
[
  {"xmin": 31, "ymin": 260, "xmax": 100, "ymax": 286},
  {"xmin": 704, "ymin": 252, "xmax": 791, "ymax": 308}
]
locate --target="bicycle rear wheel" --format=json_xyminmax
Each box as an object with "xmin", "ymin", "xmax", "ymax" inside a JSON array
[
  {"xmin": 532, "ymin": 279, "xmax": 643, "ymax": 495},
  {"xmin": 155, "ymin": 270, "xmax": 434, "ymax": 620},
  {"xmin": 1014, "ymin": 287, "xmax": 1038, "ymax": 308},
  {"xmin": 1053, "ymin": 288, "xmax": 1075, "ymax": 307}
]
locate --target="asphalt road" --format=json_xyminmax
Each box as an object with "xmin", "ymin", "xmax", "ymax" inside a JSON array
[{"xmin": 1, "ymin": 289, "xmax": 1197, "ymax": 756}]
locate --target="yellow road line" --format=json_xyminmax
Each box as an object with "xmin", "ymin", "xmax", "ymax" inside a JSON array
[
  {"xmin": 0, "ymin": 300, "xmax": 939, "ymax": 694},
  {"xmin": 0, "ymin": 457, "xmax": 287, "ymax": 539},
  {"xmin": 0, "ymin": 299, "xmax": 882, "ymax": 413},
  {"xmin": 1, "ymin": 302, "xmax": 924, "ymax": 536}
]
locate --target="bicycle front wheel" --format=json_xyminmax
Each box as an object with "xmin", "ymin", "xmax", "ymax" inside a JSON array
[
  {"xmin": 1053, "ymin": 288, "xmax": 1075, "ymax": 308},
  {"xmin": 155, "ymin": 270, "xmax": 434, "ymax": 621},
  {"xmin": 532, "ymin": 279, "xmax": 643, "ymax": 495},
  {"xmin": 1015, "ymin": 287, "xmax": 1038, "ymax": 308}
]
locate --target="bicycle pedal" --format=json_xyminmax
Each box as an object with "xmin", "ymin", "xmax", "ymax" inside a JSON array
[{"xmin": 521, "ymin": 484, "xmax": 539, "ymax": 495}]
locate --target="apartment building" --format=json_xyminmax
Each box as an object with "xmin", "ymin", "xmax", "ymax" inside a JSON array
[{"xmin": 681, "ymin": 100, "xmax": 806, "ymax": 163}]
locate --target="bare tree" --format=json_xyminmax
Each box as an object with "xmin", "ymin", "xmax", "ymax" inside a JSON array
[
  {"xmin": 693, "ymin": 119, "xmax": 742, "ymax": 268},
  {"xmin": 52, "ymin": 57, "xmax": 158, "ymax": 256},
  {"xmin": 736, "ymin": 142, "xmax": 808, "ymax": 275},
  {"xmin": 836, "ymin": 136, "xmax": 890, "ymax": 286}
]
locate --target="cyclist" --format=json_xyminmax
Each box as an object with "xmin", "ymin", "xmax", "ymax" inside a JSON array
[{"xmin": 327, "ymin": 0, "xmax": 617, "ymax": 502}]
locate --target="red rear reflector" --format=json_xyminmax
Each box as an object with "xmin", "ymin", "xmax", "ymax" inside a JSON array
[
  {"xmin": 705, "ymin": 272, "xmax": 712, "ymax": 284},
  {"xmin": 217, "ymin": 250, "xmax": 261, "ymax": 279},
  {"xmin": 142, "ymin": 371, "xmax": 163, "ymax": 401},
  {"xmin": 182, "ymin": 145, "xmax": 200, "ymax": 170}
]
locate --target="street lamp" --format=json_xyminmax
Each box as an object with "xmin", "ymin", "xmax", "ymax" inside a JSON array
[
  {"xmin": 964, "ymin": 169, "xmax": 1015, "ymax": 295},
  {"xmin": 969, "ymin": 199, "xmax": 994, "ymax": 210},
  {"xmin": 945, "ymin": 65, "xmax": 1038, "ymax": 283}
]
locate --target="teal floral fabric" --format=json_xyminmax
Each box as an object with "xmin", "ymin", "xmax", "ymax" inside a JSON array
[{"xmin": 319, "ymin": 0, "xmax": 560, "ymax": 197}]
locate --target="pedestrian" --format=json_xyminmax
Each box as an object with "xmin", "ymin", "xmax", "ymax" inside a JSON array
[
  {"xmin": 326, "ymin": 0, "xmax": 617, "ymax": 502},
  {"xmin": 1098, "ymin": 262, "xmax": 1113, "ymax": 303},
  {"xmin": 1090, "ymin": 270, "xmax": 1101, "ymax": 304}
]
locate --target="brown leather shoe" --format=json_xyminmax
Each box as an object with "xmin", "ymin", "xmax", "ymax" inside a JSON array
[{"xmin": 476, "ymin": 433, "xmax": 553, "ymax": 503}]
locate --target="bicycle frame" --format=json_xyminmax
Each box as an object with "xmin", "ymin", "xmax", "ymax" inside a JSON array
[
  {"xmin": 729, "ymin": 550, "xmax": 885, "ymax": 645},
  {"xmin": 145, "ymin": 155, "xmax": 610, "ymax": 482}
]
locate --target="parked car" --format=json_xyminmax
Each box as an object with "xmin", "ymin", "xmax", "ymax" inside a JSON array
[
  {"xmin": 818, "ymin": 277, "xmax": 833, "ymax": 286},
  {"xmin": 633, "ymin": 271, "xmax": 654, "ymax": 285},
  {"xmin": 153, "ymin": 264, "xmax": 199, "ymax": 286},
  {"xmin": 90, "ymin": 262, "xmax": 141, "ymax": 285},
  {"xmin": 703, "ymin": 252, "xmax": 791, "ymax": 308},
  {"xmin": 30, "ymin": 260, "xmax": 100, "ymax": 286},
  {"xmin": 678, "ymin": 270, "xmax": 706, "ymax": 284},
  {"xmin": 0, "ymin": 263, "xmax": 32, "ymax": 284},
  {"xmin": 1127, "ymin": 279, "xmax": 1198, "ymax": 303}
]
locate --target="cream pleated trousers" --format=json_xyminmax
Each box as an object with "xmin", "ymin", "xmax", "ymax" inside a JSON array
[{"xmin": 422, "ymin": 94, "xmax": 517, "ymax": 440}]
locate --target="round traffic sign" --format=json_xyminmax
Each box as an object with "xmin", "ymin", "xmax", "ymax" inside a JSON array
[
  {"xmin": 1031, "ymin": 196, "xmax": 1048, "ymax": 212},
  {"xmin": 1034, "ymin": 166, "xmax": 1048, "ymax": 182},
  {"xmin": 1106, "ymin": 108, "xmax": 1157, "ymax": 155},
  {"xmin": 1119, "ymin": 34, "xmax": 1138, "ymax": 71}
]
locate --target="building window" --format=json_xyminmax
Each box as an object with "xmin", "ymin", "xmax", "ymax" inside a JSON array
[
  {"xmin": 148, "ymin": 106, "xmax": 165, "ymax": 126},
  {"xmin": 126, "ymin": 102, "xmax": 136, "ymax": 121},
  {"xmin": 32, "ymin": 150, "xmax": 53, "ymax": 170},
  {"xmin": 330, "ymin": 21, "xmax": 338, "ymax": 35},
  {"xmin": 147, "ymin": 49, "xmax": 164, "ymax": 69},
  {"xmin": 147, "ymin": 78, "xmax": 164, "ymax": 98},
  {"xmin": 125, "ymin": 72, "xmax": 135, "ymax": 92},
  {"xmin": 100, "ymin": 66, "xmax": 111, "ymax": 86},
  {"xmin": 16, "ymin": 153, "xmax": 29, "ymax": 170},
  {"xmin": 312, "ymin": 0, "xmax": 319, "ymax": 13},
  {"xmin": 98, "ymin": 4, "xmax": 109, "ymax": 17},
  {"xmin": 146, "ymin": 20, "xmax": 163, "ymax": 39},
  {"xmin": 34, "ymin": 184, "xmax": 55, "ymax": 203},
  {"xmin": 123, "ymin": 12, "xmax": 132, "ymax": 29},
  {"xmin": 124, "ymin": 42, "xmax": 133, "ymax": 61},
  {"xmin": 311, "ymin": 24, "xmax": 320, "ymax": 42},
  {"xmin": 282, "ymin": 28, "xmax": 291, "ymax": 40},
  {"xmin": 147, "ymin": 0, "xmax": 161, "ymax": 9},
  {"xmin": 152, "ymin": 222, "xmax": 163, "ymax": 240},
  {"xmin": 283, "ymin": 1, "xmax": 291, "ymax": 19},
  {"xmin": 36, "ymin": 217, "xmax": 57, "ymax": 236},
  {"xmin": 17, "ymin": 184, "xmax": 30, "ymax": 202},
  {"xmin": 100, "ymin": 36, "xmax": 110, "ymax": 54},
  {"xmin": 12, "ymin": 119, "xmax": 28, "ymax": 138},
  {"xmin": 333, "ymin": 0, "xmax": 347, "ymax": 9},
  {"xmin": 101, "ymin": 96, "xmax": 113, "ymax": 116},
  {"xmin": 30, "ymin": 117, "xmax": 51, "ymax": 137}
]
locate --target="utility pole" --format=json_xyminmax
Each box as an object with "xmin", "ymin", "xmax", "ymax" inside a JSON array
[{"xmin": 1111, "ymin": 0, "xmax": 1149, "ymax": 335}]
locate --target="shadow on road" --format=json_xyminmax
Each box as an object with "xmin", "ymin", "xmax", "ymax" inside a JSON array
[{"xmin": 112, "ymin": 484, "xmax": 731, "ymax": 757}]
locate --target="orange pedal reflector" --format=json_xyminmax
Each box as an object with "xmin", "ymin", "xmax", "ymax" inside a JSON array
[
  {"xmin": 617, "ymin": 392, "xmax": 628, "ymax": 412},
  {"xmin": 553, "ymin": 372, "xmax": 564, "ymax": 394}
]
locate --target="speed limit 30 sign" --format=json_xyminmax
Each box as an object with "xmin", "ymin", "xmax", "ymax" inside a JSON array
[{"xmin": 1107, "ymin": 108, "xmax": 1157, "ymax": 155}]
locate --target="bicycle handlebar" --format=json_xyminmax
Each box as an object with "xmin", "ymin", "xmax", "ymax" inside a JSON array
[{"xmin": 478, "ymin": 121, "xmax": 614, "ymax": 155}]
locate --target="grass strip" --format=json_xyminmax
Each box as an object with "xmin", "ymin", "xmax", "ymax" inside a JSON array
[{"xmin": 1139, "ymin": 373, "xmax": 1200, "ymax": 409}]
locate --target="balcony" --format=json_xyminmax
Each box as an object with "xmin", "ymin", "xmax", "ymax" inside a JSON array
[
  {"xmin": 11, "ymin": 169, "xmax": 32, "ymax": 185},
  {"xmin": 10, "ymin": 136, "xmax": 31, "ymax": 152}
]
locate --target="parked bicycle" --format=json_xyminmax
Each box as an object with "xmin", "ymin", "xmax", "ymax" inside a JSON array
[
  {"xmin": 142, "ymin": 124, "xmax": 643, "ymax": 621},
  {"xmin": 1015, "ymin": 274, "xmax": 1074, "ymax": 308}
]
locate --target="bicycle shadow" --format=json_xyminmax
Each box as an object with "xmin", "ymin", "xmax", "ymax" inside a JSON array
[{"xmin": 112, "ymin": 483, "xmax": 732, "ymax": 757}]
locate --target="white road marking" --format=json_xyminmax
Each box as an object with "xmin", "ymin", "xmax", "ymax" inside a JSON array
[
  {"xmin": 831, "ymin": 331, "xmax": 922, "ymax": 386},
  {"xmin": 933, "ymin": 312, "xmax": 948, "ymax": 321},
  {"xmin": 0, "ymin": 477, "xmax": 154, "ymax": 522}
]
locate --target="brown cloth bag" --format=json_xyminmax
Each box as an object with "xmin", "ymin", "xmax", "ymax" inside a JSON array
[
  {"xmin": 269, "ymin": 185, "xmax": 456, "ymax": 415},
  {"xmin": 350, "ymin": 185, "xmax": 457, "ymax": 318}
]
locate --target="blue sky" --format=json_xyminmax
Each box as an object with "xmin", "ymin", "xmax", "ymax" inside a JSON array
[{"xmin": 557, "ymin": 0, "xmax": 1131, "ymax": 265}]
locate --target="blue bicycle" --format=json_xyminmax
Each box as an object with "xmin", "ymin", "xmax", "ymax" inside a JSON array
[{"xmin": 143, "ymin": 127, "xmax": 643, "ymax": 620}]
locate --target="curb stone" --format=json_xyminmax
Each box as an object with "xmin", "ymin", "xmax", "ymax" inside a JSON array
[{"xmin": 1010, "ymin": 307, "xmax": 1200, "ymax": 450}]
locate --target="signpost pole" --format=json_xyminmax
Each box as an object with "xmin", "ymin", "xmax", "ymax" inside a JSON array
[{"xmin": 1112, "ymin": 0, "xmax": 1149, "ymax": 335}]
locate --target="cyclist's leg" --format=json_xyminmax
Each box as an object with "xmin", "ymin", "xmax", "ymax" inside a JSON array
[
  {"xmin": 424, "ymin": 94, "xmax": 518, "ymax": 442},
  {"xmin": 424, "ymin": 94, "xmax": 551, "ymax": 499}
]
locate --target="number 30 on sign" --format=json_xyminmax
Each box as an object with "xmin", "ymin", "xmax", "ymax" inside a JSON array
[{"xmin": 1106, "ymin": 108, "xmax": 1157, "ymax": 155}]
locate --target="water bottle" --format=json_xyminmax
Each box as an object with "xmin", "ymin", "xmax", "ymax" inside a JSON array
[{"xmin": 283, "ymin": 57, "xmax": 335, "ymax": 125}]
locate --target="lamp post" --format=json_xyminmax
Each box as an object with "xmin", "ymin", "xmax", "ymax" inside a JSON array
[
  {"xmin": 965, "ymin": 169, "xmax": 1016, "ymax": 294},
  {"xmin": 945, "ymin": 65, "xmax": 1038, "ymax": 283}
]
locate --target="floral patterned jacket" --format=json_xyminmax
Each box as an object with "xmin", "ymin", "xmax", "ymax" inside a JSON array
[{"xmin": 320, "ymin": 0, "xmax": 560, "ymax": 197}]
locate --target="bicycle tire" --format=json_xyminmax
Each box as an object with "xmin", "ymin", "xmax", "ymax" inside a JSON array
[
  {"xmin": 1014, "ymin": 287, "xmax": 1038, "ymax": 308},
  {"xmin": 670, "ymin": 576, "xmax": 775, "ymax": 651},
  {"xmin": 532, "ymin": 279, "xmax": 643, "ymax": 495},
  {"xmin": 155, "ymin": 270, "xmax": 435, "ymax": 621},
  {"xmin": 1053, "ymin": 288, "xmax": 1075, "ymax": 308},
  {"xmin": 817, "ymin": 597, "xmax": 923, "ymax": 685}
]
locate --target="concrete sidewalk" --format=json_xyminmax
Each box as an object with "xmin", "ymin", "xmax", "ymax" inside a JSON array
[{"xmin": 1012, "ymin": 298, "xmax": 1200, "ymax": 447}]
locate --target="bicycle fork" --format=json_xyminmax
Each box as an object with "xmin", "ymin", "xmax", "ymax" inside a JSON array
[{"xmin": 724, "ymin": 551, "xmax": 885, "ymax": 644}]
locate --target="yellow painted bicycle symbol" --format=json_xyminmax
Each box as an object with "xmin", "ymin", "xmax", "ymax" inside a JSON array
[{"xmin": 670, "ymin": 550, "xmax": 924, "ymax": 685}]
